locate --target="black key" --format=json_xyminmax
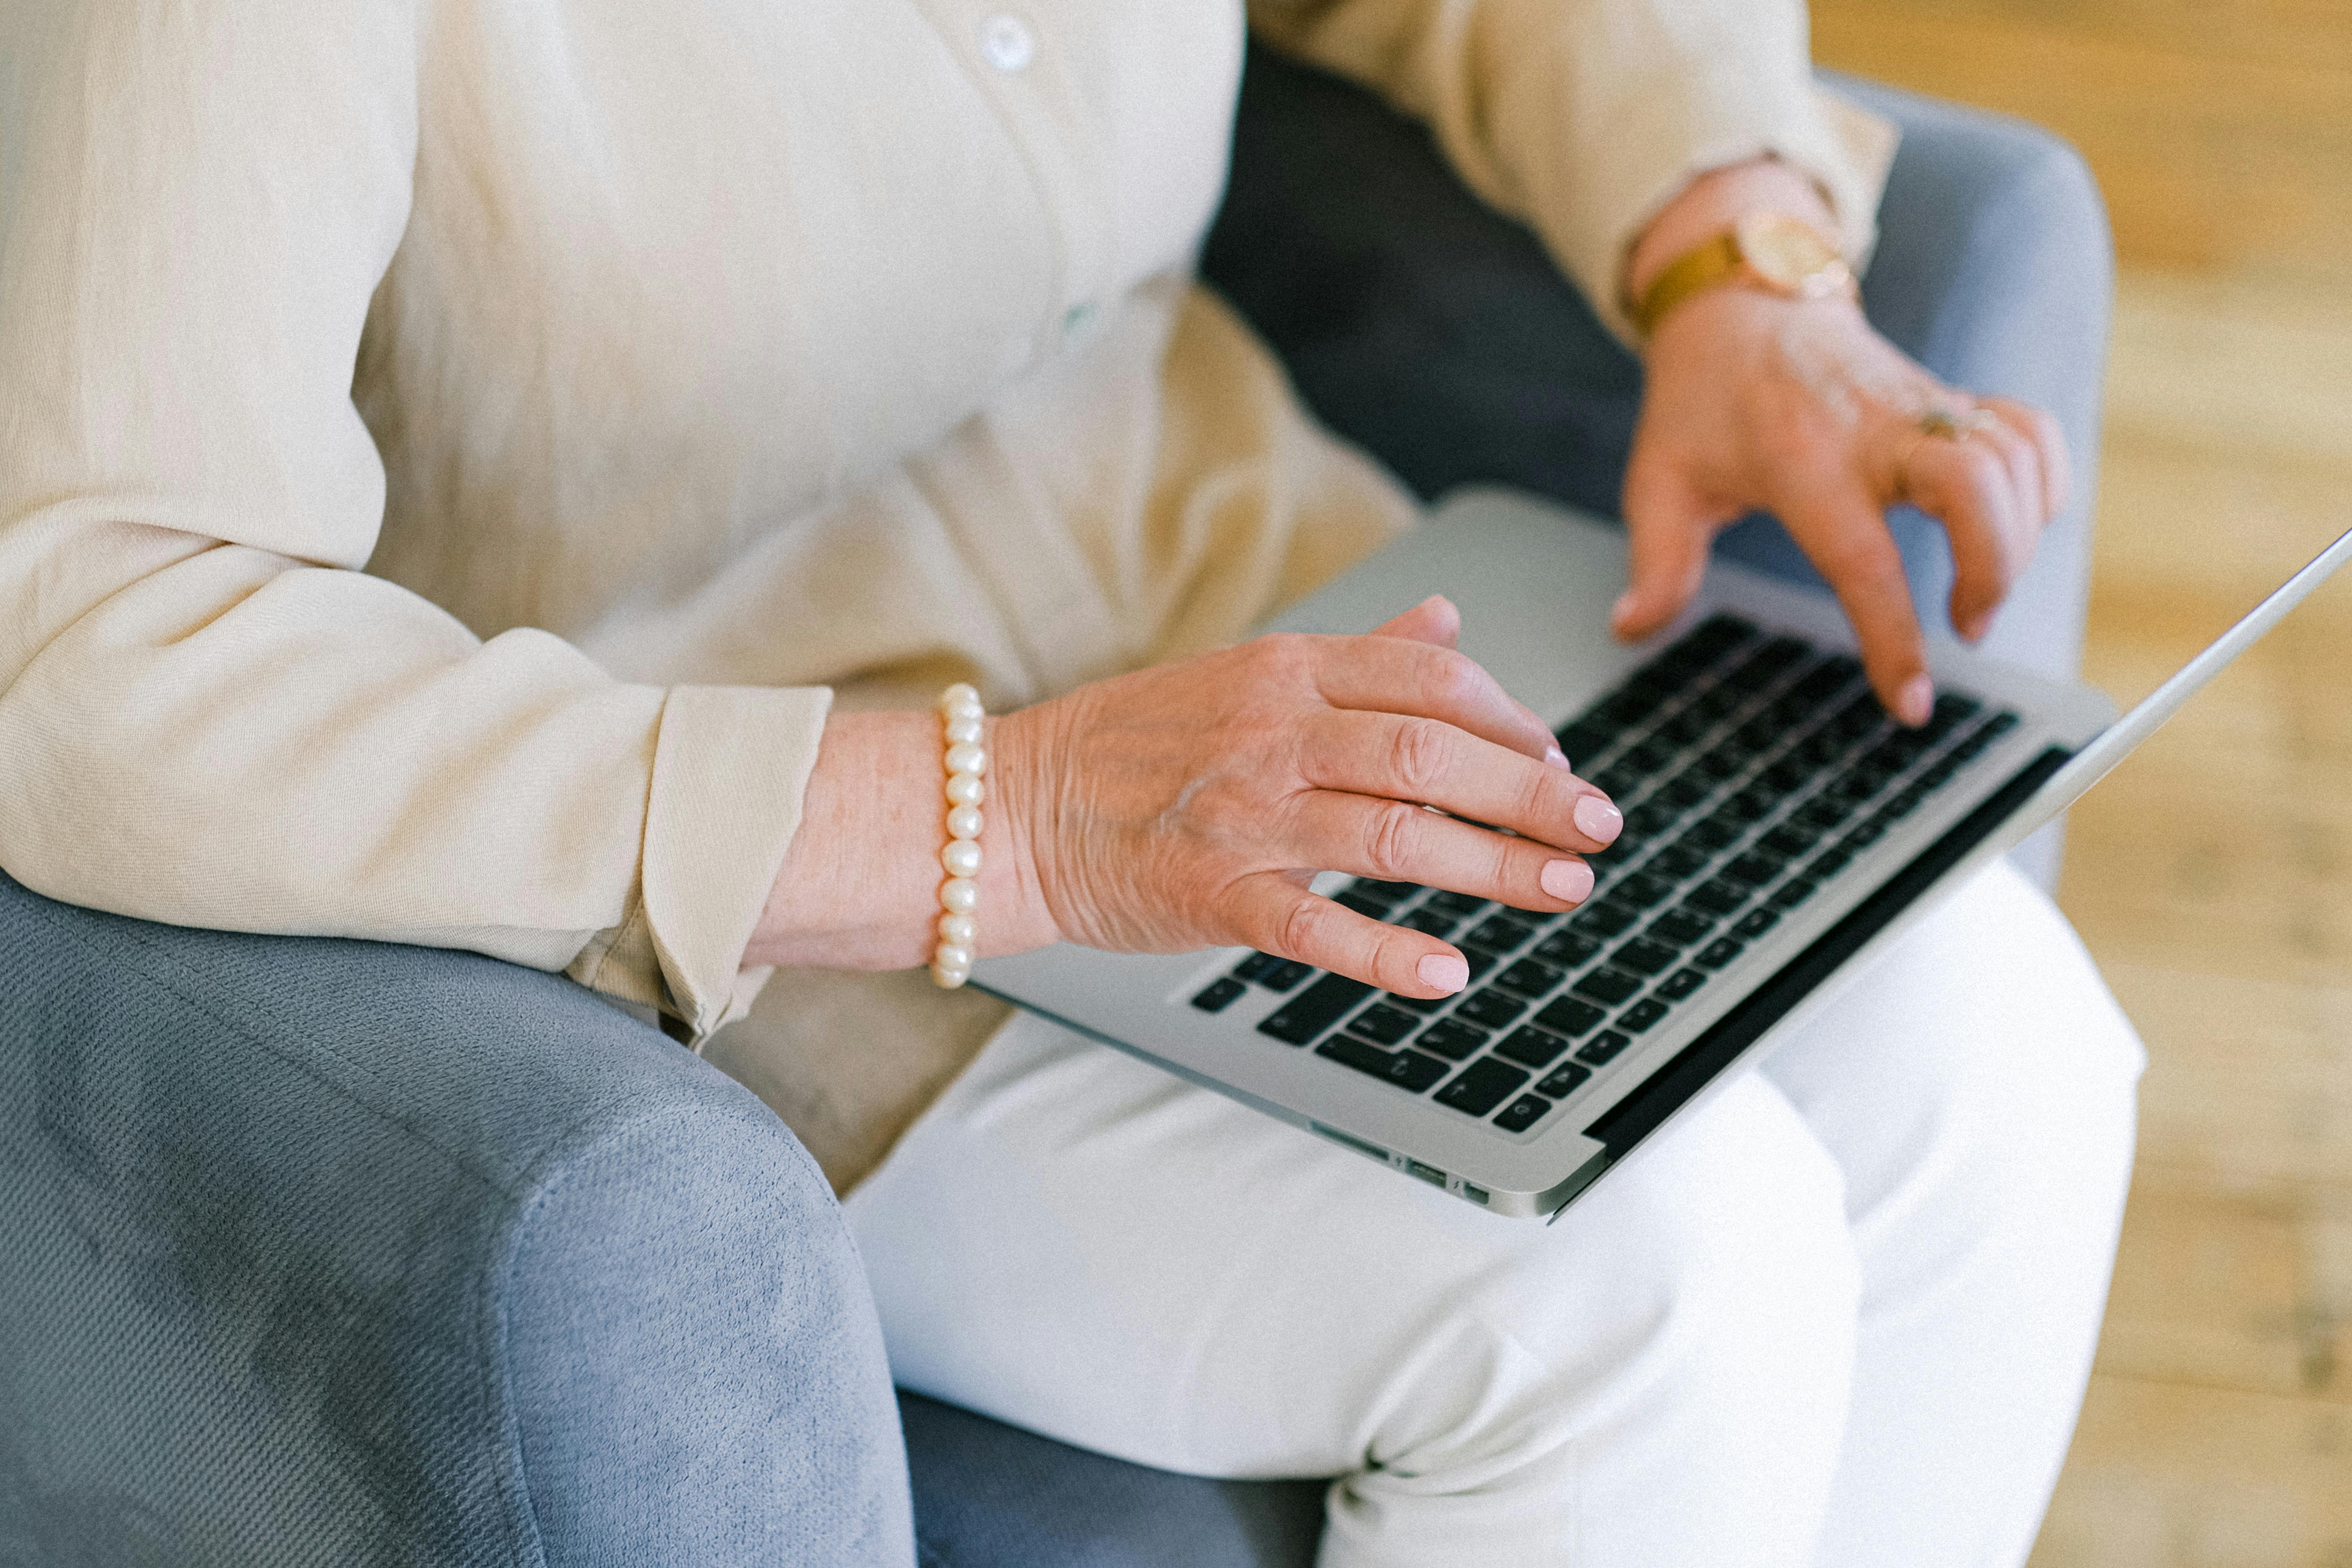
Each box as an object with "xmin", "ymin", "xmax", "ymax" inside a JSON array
[
  {"xmin": 1191, "ymin": 977, "xmax": 1246, "ymax": 1012},
  {"xmin": 1535, "ymin": 1060, "xmax": 1593, "ymax": 1097},
  {"xmin": 1317, "ymin": 1035, "xmax": 1452, "ymax": 1093},
  {"xmin": 1686, "ymin": 877, "xmax": 1749, "ymax": 915},
  {"xmin": 1610, "ymin": 936, "xmax": 1680, "ymax": 976},
  {"xmin": 1495, "ymin": 957, "xmax": 1565, "ymax": 997},
  {"xmin": 1733, "ymin": 718, "xmax": 1780, "ymax": 753},
  {"xmin": 1689, "ymin": 686, "xmax": 1742, "ymax": 720},
  {"xmin": 1577, "ymin": 1029, "xmax": 1634, "ymax": 1064},
  {"xmin": 1831, "ymin": 692, "xmax": 1886, "ymax": 737},
  {"xmin": 1257, "ymin": 973, "xmax": 1373, "ymax": 1044},
  {"xmin": 1465, "ymin": 916, "xmax": 1535, "ymax": 953},
  {"xmin": 1533, "ymin": 929, "xmax": 1602, "ymax": 967},
  {"xmin": 1591, "ymin": 765, "xmax": 1640, "ymax": 799},
  {"xmin": 1656, "ymin": 967, "xmax": 1707, "ymax": 1001},
  {"xmin": 1760, "ymin": 760, "xmax": 1810, "ymax": 795},
  {"xmin": 1462, "ymin": 948, "xmax": 1499, "ymax": 983},
  {"xmin": 1842, "ymin": 818, "xmax": 1887, "ymax": 849},
  {"xmin": 1695, "ymin": 937, "xmax": 1745, "ymax": 969},
  {"xmin": 1417, "ymin": 1019, "xmax": 1490, "ymax": 1061},
  {"xmin": 1496, "ymin": 1100, "xmax": 1552, "ymax": 1133},
  {"xmin": 1622, "ymin": 742, "xmax": 1674, "ymax": 775},
  {"xmin": 1683, "ymin": 815, "xmax": 1741, "ymax": 850},
  {"xmin": 1647, "ymin": 908, "xmax": 1713, "ymax": 946},
  {"xmin": 1797, "ymin": 730, "xmax": 1848, "ymax": 767},
  {"xmin": 1426, "ymin": 891, "xmax": 1488, "ymax": 917},
  {"xmin": 1347, "ymin": 1003, "xmax": 1418, "ymax": 1045},
  {"xmin": 1693, "ymin": 745, "xmax": 1747, "ymax": 780},
  {"xmin": 1626, "ymin": 800, "xmax": 1681, "ymax": 837},
  {"xmin": 1571, "ymin": 967, "xmax": 1642, "ymax": 1005},
  {"xmin": 1732, "ymin": 907, "xmax": 1781, "ymax": 938},
  {"xmin": 1616, "ymin": 872, "xmax": 1676, "ymax": 909},
  {"xmin": 1922, "ymin": 692, "xmax": 1980, "ymax": 739},
  {"xmin": 1384, "ymin": 990, "xmax": 1448, "ymax": 1014},
  {"xmin": 1658, "ymin": 771, "xmax": 1714, "ymax": 808},
  {"xmin": 1435, "ymin": 1058, "xmax": 1531, "ymax": 1118},
  {"xmin": 1649, "ymin": 843, "xmax": 1711, "ymax": 880},
  {"xmin": 1231, "ymin": 951, "xmax": 1284, "ymax": 984},
  {"xmin": 1807, "ymin": 848, "xmax": 1852, "ymax": 880},
  {"xmin": 1353, "ymin": 878, "xmax": 1421, "ymax": 901},
  {"xmin": 1720, "ymin": 787, "xmax": 1775, "ymax": 823},
  {"xmin": 1399, "ymin": 908, "xmax": 1458, "ymax": 938},
  {"xmin": 1455, "ymin": 990, "xmax": 1527, "ymax": 1031},
  {"xmin": 1534, "ymin": 995, "xmax": 1607, "ymax": 1037},
  {"xmin": 1795, "ymin": 796, "xmax": 1852, "ymax": 831},
  {"xmin": 1919, "ymin": 756, "xmax": 1962, "ymax": 788},
  {"xmin": 1264, "ymin": 960, "xmax": 1311, "ymax": 990},
  {"xmin": 1572, "ymin": 900, "xmax": 1642, "ymax": 938},
  {"xmin": 1722, "ymin": 852, "xmax": 1784, "ymax": 887},
  {"xmin": 1594, "ymin": 685, "xmax": 1668, "ymax": 729},
  {"xmin": 1834, "ymin": 767, "xmax": 1891, "ymax": 803},
  {"xmin": 1553, "ymin": 723, "xmax": 1612, "ymax": 766},
  {"xmin": 1658, "ymin": 710, "xmax": 1711, "ymax": 747},
  {"xmin": 1883, "ymin": 783, "xmax": 1929, "ymax": 819},
  {"xmin": 1770, "ymin": 878, "xmax": 1817, "ymax": 909},
  {"xmin": 1334, "ymin": 891, "xmax": 1388, "ymax": 918},
  {"xmin": 1492, "ymin": 1094, "xmax": 1554, "ymax": 1134},
  {"xmin": 1618, "ymin": 997, "xmax": 1672, "ymax": 1033},
  {"xmin": 1495, "ymin": 1026, "xmax": 1570, "ymax": 1069},
  {"xmin": 1761, "ymin": 824, "xmax": 1820, "ymax": 858}
]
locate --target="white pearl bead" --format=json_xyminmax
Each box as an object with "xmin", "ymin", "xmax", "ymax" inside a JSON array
[
  {"xmin": 930, "ymin": 956, "xmax": 972, "ymax": 989},
  {"xmin": 946, "ymin": 772, "xmax": 985, "ymax": 807},
  {"xmin": 932, "ymin": 942, "xmax": 974, "ymax": 973},
  {"xmin": 944, "ymin": 741, "xmax": 988, "ymax": 777},
  {"xmin": 944, "ymin": 713, "xmax": 983, "ymax": 745},
  {"xmin": 941, "ymin": 839, "xmax": 982, "ymax": 878},
  {"xmin": 938, "ymin": 912, "xmax": 977, "ymax": 949},
  {"xmin": 939, "ymin": 877, "xmax": 979, "ymax": 914},
  {"xmin": 939, "ymin": 682, "xmax": 980, "ymax": 712},
  {"xmin": 946, "ymin": 803, "xmax": 984, "ymax": 840}
]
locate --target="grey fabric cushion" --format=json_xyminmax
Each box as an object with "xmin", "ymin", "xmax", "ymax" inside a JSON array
[{"xmin": 0, "ymin": 869, "xmax": 912, "ymax": 1567}]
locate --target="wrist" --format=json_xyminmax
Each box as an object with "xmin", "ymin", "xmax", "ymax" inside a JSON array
[{"xmin": 1624, "ymin": 158, "xmax": 1840, "ymax": 324}]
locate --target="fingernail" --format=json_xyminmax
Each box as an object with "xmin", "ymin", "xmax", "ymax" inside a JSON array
[
  {"xmin": 1545, "ymin": 743, "xmax": 1574, "ymax": 771},
  {"xmin": 1609, "ymin": 591, "xmax": 1638, "ymax": 632},
  {"xmin": 1898, "ymin": 673, "xmax": 1934, "ymax": 728},
  {"xmin": 1541, "ymin": 858, "xmax": 1595, "ymax": 904},
  {"xmin": 1960, "ymin": 611, "xmax": 1991, "ymax": 643},
  {"xmin": 1573, "ymin": 795, "xmax": 1624, "ymax": 844},
  {"xmin": 1417, "ymin": 953, "xmax": 1470, "ymax": 994}
]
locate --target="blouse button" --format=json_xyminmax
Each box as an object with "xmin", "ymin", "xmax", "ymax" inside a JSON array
[{"xmin": 978, "ymin": 14, "xmax": 1034, "ymax": 72}]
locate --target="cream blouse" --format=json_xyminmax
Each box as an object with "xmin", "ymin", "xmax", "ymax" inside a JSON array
[{"xmin": 0, "ymin": 0, "xmax": 1891, "ymax": 1189}]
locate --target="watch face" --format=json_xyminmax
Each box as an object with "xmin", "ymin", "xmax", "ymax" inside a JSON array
[{"xmin": 1735, "ymin": 210, "xmax": 1846, "ymax": 293}]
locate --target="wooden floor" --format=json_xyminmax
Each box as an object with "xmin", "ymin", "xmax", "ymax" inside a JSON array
[{"xmin": 1811, "ymin": 3, "xmax": 2352, "ymax": 1563}]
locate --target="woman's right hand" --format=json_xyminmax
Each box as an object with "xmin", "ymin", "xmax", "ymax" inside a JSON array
[{"xmin": 992, "ymin": 595, "xmax": 1623, "ymax": 1000}]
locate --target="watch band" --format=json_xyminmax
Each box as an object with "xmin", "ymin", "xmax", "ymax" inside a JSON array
[{"xmin": 1627, "ymin": 230, "xmax": 1749, "ymax": 340}]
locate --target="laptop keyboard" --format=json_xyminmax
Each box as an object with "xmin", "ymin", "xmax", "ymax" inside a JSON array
[{"xmin": 1188, "ymin": 614, "xmax": 2022, "ymax": 1137}]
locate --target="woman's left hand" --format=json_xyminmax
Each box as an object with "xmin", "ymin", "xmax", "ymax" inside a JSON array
[{"xmin": 1610, "ymin": 163, "xmax": 2070, "ymax": 728}]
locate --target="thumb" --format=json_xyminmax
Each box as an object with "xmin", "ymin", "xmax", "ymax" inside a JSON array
[
  {"xmin": 1614, "ymin": 456, "xmax": 1732, "ymax": 643},
  {"xmin": 1371, "ymin": 593, "xmax": 1461, "ymax": 649}
]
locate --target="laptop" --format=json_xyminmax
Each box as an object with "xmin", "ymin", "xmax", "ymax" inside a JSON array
[{"xmin": 973, "ymin": 488, "xmax": 2352, "ymax": 1219}]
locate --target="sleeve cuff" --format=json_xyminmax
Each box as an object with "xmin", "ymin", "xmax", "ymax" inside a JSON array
[
  {"xmin": 567, "ymin": 683, "xmax": 834, "ymax": 1047},
  {"xmin": 1550, "ymin": 77, "xmax": 1900, "ymax": 346}
]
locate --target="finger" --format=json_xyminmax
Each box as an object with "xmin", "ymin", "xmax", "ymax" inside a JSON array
[
  {"xmin": 1229, "ymin": 874, "xmax": 1471, "ymax": 999},
  {"xmin": 1370, "ymin": 593, "xmax": 1462, "ymax": 650},
  {"xmin": 1304, "ymin": 632, "xmax": 1564, "ymax": 769},
  {"xmin": 1614, "ymin": 452, "xmax": 1738, "ymax": 642},
  {"xmin": 1777, "ymin": 475, "xmax": 1934, "ymax": 726},
  {"xmin": 1298, "ymin": 708, "xmax": 1624, "ymax": 853},
  {"xmin": 1900, "ymin": 428, "xmax": 2029, "ymax": 644},
  {"xmin": 1284, "ymin": 788, "xmax": 1600, "ymax": 916},
  {"xmin": 1980, "ymin": 396, "xmax": 2070, "ymax": 523}
]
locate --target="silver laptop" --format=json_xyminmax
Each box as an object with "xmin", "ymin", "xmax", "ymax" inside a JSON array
[{"xmin": 974, "ymin": 488, "xmax": 2352, "ymax": 1219}]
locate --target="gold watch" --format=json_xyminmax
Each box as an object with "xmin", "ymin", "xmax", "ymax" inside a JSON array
[{"xmin": 1628, "ymin": 211, "xmax": 1856, "ymax": 339}]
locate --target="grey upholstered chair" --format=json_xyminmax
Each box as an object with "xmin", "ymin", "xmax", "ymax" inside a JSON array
[{"xmin": 0, "ymin": 48, "xmax": 2109, "ymax": 1568}]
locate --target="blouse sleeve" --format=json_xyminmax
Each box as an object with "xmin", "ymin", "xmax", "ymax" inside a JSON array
[
  {"xmin": 0, "ymin": 0, "xmax": 827, "ymax": 1042},
  {"xmin": 1246, "ymin": 0, "xmax": 1899, "ymax": 342}
]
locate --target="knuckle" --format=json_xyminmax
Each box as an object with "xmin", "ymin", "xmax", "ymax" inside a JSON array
[
  {"xmin": 1275, "ymin": 892, "xmax": 1329, "ymax": 961},
  {"xmin": 1386, "ymin": 717, "xmax": 1454, "ymax": 796},
  {"xmin": 1362, "ymin": 799, "xmax": 1425, "ymax": 880}
]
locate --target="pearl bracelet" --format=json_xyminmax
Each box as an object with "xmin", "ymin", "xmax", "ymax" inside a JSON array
[{"xmin": 930, "ymin": 682, "xmax": 987, "ymax": 988}]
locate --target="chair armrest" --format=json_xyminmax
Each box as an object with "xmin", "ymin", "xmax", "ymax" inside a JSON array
[{"xmin": 0, "ymin": 871, "xmax": 912, "ymax": 1567}]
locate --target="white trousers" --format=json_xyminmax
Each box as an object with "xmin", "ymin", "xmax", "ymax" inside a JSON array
[{"xmin": 844, "ymin": 862, "xmax": 2146, "ymax": 1568}]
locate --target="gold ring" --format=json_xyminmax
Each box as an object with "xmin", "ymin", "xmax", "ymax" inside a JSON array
[{"xmin": 1916, "ymin": 407, "xmax": 1999, "ymax": 440}]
